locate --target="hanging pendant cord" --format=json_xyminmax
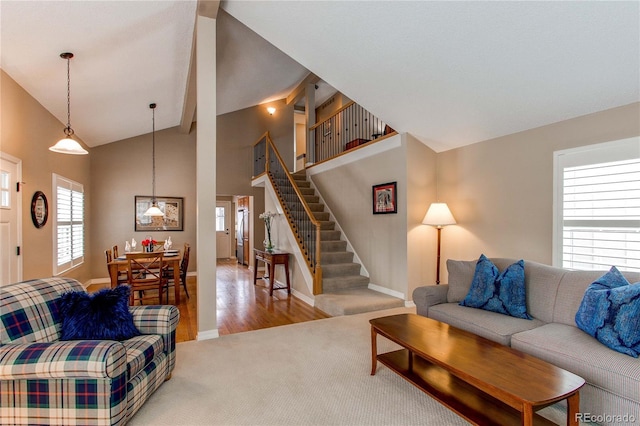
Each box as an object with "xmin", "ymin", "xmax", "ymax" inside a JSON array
[
  {"xmin": 151, "ymin": 103, "xmax": 156, "ymax": 203},
  {"xmin": 66, "ymin": 57, "xmax": 71, "ymax": 129},
  {"xmin": 62, "ymin": 53, "xmax": 74, "ymax": 137}
]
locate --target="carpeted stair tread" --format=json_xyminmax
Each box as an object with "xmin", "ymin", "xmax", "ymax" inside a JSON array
[
  {"xmin": 313, "ymin": 211, "xmax": 330, "ymax": 221},
  {"xmin": 298, "ymin": 187, "xmax": 315, "ymax": 196},
  {"xmin": 321, "ymin": 251, "xmax": 354, "ymax": 264},
  {"xmin": 322, "ymin": 263, "xmax": 362, "ymax": 278},
  {"xmin": 319, "ymin": 220, "xmax": 335, "ymax": 230},
  {"xmin": 321, "ymin": 240, "xmax": 347, "ymax": 252},
  {"xmin": 293, "ymin": 202, "xmax": 324, "ymax": 212},
  {"xmin": 322, "ymin": 275, "xmax": 370, "ymax": 291},
  {"xmin": 314, "ymin": 288, "xmax": 405, "ymax": 316},
  {"xmin": 294, "ymin": 180, "xmax": 310, "ymax": 188},
  {"xmin": 320, "ymin": 230, "xmax": 341, "ymax": 240},
  {"xmin": 277, "ymin": 171, "xmax": 405, "ymax": 318}
]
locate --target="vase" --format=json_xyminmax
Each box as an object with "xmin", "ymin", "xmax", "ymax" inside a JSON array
[
  {"xmin": 145, "ymin": 244, "xmax": 154, "ymax": 253},
  {"xmin": 264, "ymin": 239, "xmax": 275, "ymax": 252}
]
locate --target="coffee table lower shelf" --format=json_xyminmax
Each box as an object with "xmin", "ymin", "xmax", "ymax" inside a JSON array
[{"xmin": 378, "ymin": 349, "xmax": 558, "ymax": 426}]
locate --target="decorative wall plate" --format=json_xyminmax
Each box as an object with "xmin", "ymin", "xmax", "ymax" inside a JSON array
[{"xmin": 31, "ymin": 191, "xmax": 48, "ymax": 228}]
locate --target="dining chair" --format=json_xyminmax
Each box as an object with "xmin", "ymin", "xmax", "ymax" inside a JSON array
[
  {"xmin": 105, "ymin": 249, "xmax": 113, "ymax": 266},
  {"xmin": 162, "ymin": 243, "xmax": 190, "ymax": 303},
  {"xmin": 126, "ymin": 252, "xmax": 167, "ymax": 305},
  {"xmin": 106, "ymin": 247, "xmax": 128, "ymax": 285},
  {"xmin": 112, "ymin": 244, "xmax": 119, "ymax": 258}
]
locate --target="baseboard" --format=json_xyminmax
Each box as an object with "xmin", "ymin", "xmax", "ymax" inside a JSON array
[
  {"xmin": 404, "ymin": 300, "xmax": 416, "ymax": 308},
  {"xmin": 196, "ymin": 329, "xmax": 219, "ymax": 340},
  {"xmin": 292, "ymin": 288, "xmax": 314, "ymax": 307},
  {"xmin": 368, "ymin": 282, "xmax": 405, "ymax": 300}
]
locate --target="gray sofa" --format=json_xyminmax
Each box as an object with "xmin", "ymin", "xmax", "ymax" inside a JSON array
[{"xmin": 412, "ymin": 258, "xmax": 640, "ymax": 425}]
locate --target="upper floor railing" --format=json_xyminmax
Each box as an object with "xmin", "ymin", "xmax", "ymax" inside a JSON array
[
  {"xmin": 308, "ymin": 101, "xmax": 395, "ymax": 165},
  {"xmin": 253, "ymin": 133, "xmax": 323, "ymax": 294}
]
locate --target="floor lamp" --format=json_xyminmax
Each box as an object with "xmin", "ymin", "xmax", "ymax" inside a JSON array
[{"xmin": 422, "ymin": 203, "xmax": 456, "ymax": 285}]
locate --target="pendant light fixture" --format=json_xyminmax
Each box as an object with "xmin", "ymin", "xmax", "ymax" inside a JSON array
[
  {"xmin": 143, "ymin": 103, "xmax": 164, "ymax": 217},
  {"xmin": 49, "ymin": 52, "xmax": 88, "ymax": 155}
]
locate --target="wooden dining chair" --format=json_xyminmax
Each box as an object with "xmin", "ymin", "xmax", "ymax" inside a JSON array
[
  {"xmin": 162, "ymin": 243, "xmax": 190, "ymax": 303},
  {"xmin": 112, "ymin": 244, "xmax": 119, "ymax": 258},
  {"xmin": 106, "ymin": 248, "xmax": 128, "ymax": 285},
  {"xmin": 126, "ymin": 252, "xmax": 167, "ymax": 305},
  {"xmin": 105, "ymin": 249, "xmax": 113, "ymax": 266}
]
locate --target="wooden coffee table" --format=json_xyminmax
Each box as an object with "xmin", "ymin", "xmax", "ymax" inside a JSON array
[{"xmin": 370, "ymin": 314, "xmax": 585, "ymax": 425}]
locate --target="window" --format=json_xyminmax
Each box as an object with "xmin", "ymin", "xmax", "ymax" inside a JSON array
[
  {"xmin": 52, "ymin": 174, "xmax": 84, "ymax": 275},
  {"xmin": 0, "ymin": 171, "xmax": 10, "ymax": 208},
  {"xmin": 216, "ymin": 207, "xmax": 225, "ymax": 231},
  {"xmin": 553, "ymin": 138, "xmax": 640, "ymax": 272}
]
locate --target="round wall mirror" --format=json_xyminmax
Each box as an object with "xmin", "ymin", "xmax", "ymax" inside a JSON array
[{"xmin": 31, "ymin": 191, "xmax": 48, "ymax": 228}]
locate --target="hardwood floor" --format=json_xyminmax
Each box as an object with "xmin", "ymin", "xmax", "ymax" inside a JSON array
[
  {"xmin": 89, "ymin": 259, "xmax": 330, "ymax": 343},
  {"xmin": 215, "ymin": 258, "xmax": 330, "ymax": 336}
]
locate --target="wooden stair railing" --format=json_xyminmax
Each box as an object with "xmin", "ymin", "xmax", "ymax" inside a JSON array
[
  {"xmin": 308, "ymin": 101, "xmax": 396, "ymax": 165},
  {"xmin": 253, "ymin": 132, "xmax": 323, "ymax": 294}
]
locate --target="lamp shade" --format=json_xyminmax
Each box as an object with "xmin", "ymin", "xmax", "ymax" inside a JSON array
[
  {"xmin": 422, "ymin": 203, "xmax": 456, "ymax": 227},
  {"xmin": 49, "ymin": 137, "xmax": 89, "ymax": 155},
  {"xmin": 143, "ymin": 204, "xmax": 164, "ymax": 217}
]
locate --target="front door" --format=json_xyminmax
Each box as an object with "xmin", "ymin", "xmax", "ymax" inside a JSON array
[
  {"xmin": 0, "ymin": 153, "xmax": 22, "ymax": 286},
  {"xmin": 216, "ymin": 201, "xmax": 231, "ymax": 258}
]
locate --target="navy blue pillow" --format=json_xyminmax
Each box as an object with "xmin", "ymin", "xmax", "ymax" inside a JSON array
[
  {"xmin": 575, "ymin": 266, "xmax": 640, "ymax": 357},
  {"xmin": 59, "ymin": 285, "xmax": 141, "ymax": 341},
  {"xmin": 460, "ymin": 254, "xmax": 531, "ymax": 319}
]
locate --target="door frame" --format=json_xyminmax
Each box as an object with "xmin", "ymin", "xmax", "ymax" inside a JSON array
[{"xmin": 0, "ymin": 152, "xmax": 23, "ymax": 284}]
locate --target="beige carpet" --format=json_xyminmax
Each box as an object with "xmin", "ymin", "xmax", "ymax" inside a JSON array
[{"xmin": 129, "ymin": 307, "xmax": 579, "ymax": 426}]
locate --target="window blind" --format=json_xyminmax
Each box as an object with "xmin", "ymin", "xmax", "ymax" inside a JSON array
[
  {"xmin": 554, "ymin": 138, "xmax": 640, "ymax": 273},
  {"xmin": 53, "ymin": 174, "xmax": 84, "ymax": 275}
]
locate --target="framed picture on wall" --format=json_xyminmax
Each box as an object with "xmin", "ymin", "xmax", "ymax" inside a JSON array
[
  {"xmin": 135, "ymin": 196, "xmax": 184, "ymax": 231},
  {"xmin": 372, "ymin": 182, "xmax": 397, "ymax": 214}
]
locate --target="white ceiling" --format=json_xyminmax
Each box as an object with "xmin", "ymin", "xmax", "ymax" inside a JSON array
[
  {"xmin": 0, "ymin": 1, "xmax": 311, "ymax": 147},
  {"xmin": 223, "ymin": 0, "xmax": 640, "ymax": 152},
  {"xmin": 2, "ymin": 1, "xmax": 639, "ymax": 152},
  {"xmin": 1, "ymin": 1, "xmax": 197, "ymax": 147}
]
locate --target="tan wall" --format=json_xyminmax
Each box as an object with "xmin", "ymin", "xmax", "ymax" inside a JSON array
[
  {"xmin": 90, "ymin": 98, "xmax": 294, "ymax": 280},
  {"xmin": 405, "ymin": 134, "xmax": 438, "ymax": 295},
  {"xmin": 310, "ymin": 135, "xmax": 412, "ymax": 296},
  {"xmin": 1, "ymin": 70, "xmax": 92, "ymax": 283},
  {"xmin": 315, "ymin": 93, "xmax": 352, "ymax": 123},
  {"xmin": 308, "ymin": 134, "xmax": 438, "ymax": 300},
  {"xmin": 90, "ymin": 125, "xmax": 197, "ymax": 279},
  {"xmin": 217, "ymin": 99, "xmax": 294, "ymax": 252},
  {"xmin": 438, "ymin": 102, "xmax": 640, "ymax": 284}
]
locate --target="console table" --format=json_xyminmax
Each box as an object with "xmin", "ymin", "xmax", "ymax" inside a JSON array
[
  {"xmin": 370, "ymin": 314, "xmax": 584, "ymax": 426},
  {"xmin": 253, "ymin": 248, "xmax": 291, "ymax": 296}
]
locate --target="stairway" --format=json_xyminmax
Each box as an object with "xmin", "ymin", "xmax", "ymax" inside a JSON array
[{"xmin": 288, "ymin": 171, "xmax": 404, "ymax": 316}]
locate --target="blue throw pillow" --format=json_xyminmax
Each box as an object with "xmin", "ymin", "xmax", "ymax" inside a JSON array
[
  {"xmin": 575, "ymin": 266, "xmax": 640, "ymax": 357},
  {"xmin": 460, "ymin": 254, "xmax": 532, "ymax": 319},
  {"xmin": 59, "ymin": 285, "xmax": 141, "ymax": 341}
]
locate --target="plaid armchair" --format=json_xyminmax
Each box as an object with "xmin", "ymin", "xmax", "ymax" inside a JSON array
[{"xmin": 0, "ymin": 277, "xmax": 179, "ymax": 425}]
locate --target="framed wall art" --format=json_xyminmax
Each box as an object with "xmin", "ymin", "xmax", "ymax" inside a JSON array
[
  {"xmin": 372, "ymin": 182, "xmax": 397, "ymax": 214},
  {"xmin": 31, "ymin": 191, "xmax": 48, "ymax": 228},
  {"xmin": 135, "ymin": 196, "xmax": 184, "ymax": 231}
]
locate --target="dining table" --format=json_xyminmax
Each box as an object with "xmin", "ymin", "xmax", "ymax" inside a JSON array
[{"xmin": 108, "ymin": 249, "xmax": 182, "ymax": 305}]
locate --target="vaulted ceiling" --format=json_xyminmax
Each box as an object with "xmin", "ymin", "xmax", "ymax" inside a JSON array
[{"xmin": 2, "ymin": 1, "xmax": 638, "ymax": 152}]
